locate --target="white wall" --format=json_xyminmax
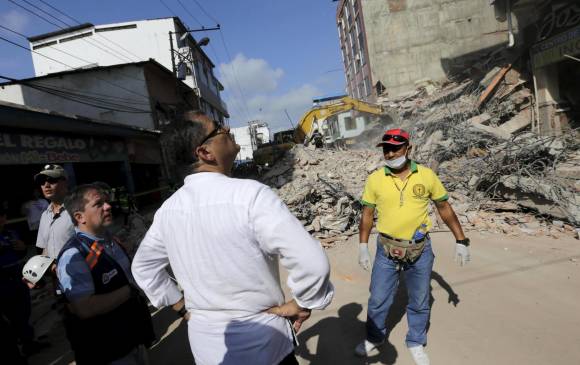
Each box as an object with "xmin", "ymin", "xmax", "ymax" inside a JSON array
[
  {"xmin": 255, "ymin": 125, "xmax": 271, "ymax": 145},
  {"xmin": 30, "ymin": 19, "xmax": 175, "ymax": 77},
  {"xmin": 29, "ymin": 17, "xmax": 228, "ymax": 118},
  {"xmin": 0, "ymin": 65, "xmax": 155, "ymax": 129},
  {"xmin": 337, "ymin": 112, "xmax": 367, "ymax": 139},
  {"xmin": 231, "ymin": 126, "xmax": 253, "ymax": 160}
]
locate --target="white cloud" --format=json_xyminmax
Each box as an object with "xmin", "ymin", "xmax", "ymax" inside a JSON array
[
  {"xmin": 218, "ymin": 54, "xmax": 284, "ymax": 95},
  {"xmin": 218, "ymin": 54, "xmax": 321, "ymax": 132},
  {"xmin": 0, "ymin": 10, "xmax": 30, "ymax": 33}
]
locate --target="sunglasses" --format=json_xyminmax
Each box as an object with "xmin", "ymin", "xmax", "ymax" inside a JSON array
[
  {"xmin": 382, "ymin": 134, "xmax": 408, "ymax": 143},
  {"xmin": 382, "ymin": 144, "xmax": 407, "ymax": 153},
  {"xmin": 199, "ymin": 121, "xmax": 232, "ymax": 146}
]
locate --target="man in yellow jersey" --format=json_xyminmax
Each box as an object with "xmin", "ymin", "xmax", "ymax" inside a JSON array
[{"xmin": 355, "ymin": 129, "xmax": 470, "ymax": 365}]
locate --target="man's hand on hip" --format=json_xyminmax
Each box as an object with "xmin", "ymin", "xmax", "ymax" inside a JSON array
[
  {"xmin": 358, "ymin": 243, "xmax": 371, "ymax": 271},
  {"xmin": 266, "ymin": 299, "xmax": 311, "ymax": 332}
]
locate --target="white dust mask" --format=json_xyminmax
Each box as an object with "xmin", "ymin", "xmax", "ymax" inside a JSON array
[{"xmin": 385, "ymin": 154, "xmax": 407, "ymax": 169}]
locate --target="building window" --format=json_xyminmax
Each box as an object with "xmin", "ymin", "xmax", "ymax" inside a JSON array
[
  {"xmin": 358, "ymin": 32, "xmax": 366, "ymax": 65},
  {"xmin": 32, "ymin": 41, "xmax": 57, "ymax": 50},
  {"xmin": 59, "ymin": 31, "xmax": 93, "ymax": 43},
  {"xmin": 364, "ymin": 76, "xmax": 371, "ymax": 97},
  {"xmin": 344, "ymin": 116, "xmax": 356, "ymax": 131}
]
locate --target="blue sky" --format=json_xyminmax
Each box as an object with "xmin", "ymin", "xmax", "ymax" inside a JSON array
[{"xmin": 0, "ymin": 0, "xmax": 346, "ymax": 131}]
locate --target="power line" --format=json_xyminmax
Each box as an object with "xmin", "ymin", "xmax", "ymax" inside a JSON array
[
  {"xmin": 218, "ymin": 30, "xmax": 252, "ymax": 122},
  {"xmin": 176, "ymin": 0, "xmax": 204, "ymax": 26},
  {"xmin": 0, "ymin": 24, "xmax": 149, "ymax": 101},
  {"xmin": 7, "ymin": 0, "xmax": 134, "ymax": 63},
  {"xmin": 185, "ymin": 0, "xmax": 252, "ymax": 123},
  {"xmin": 158, "ymin": 0, "xmax": 177, "ymax": 16},
  {"xmin": 0, "ymin": 24, "xmax": 95, "ymax": 65},
  {"xmin": 191, "ymin": 0, "xmax": 220, "ymax": 25},
  {"xmin": 36, "ymin": 0, "xmax": 142, "ymax": 62},
  {"xmin": 0, "ymin": 34, "xmax": 71, "ymax": 68},
  {"xmin": 0, "ymin": 74, "xmax": 151, "ymax": 113},
  {"xmin": 0, "ymin": 33, "xmax": 150, "ymax": 100},
  {"xmin": 173, "ymin": 0, "xmax": 248, "ymax": 123}
]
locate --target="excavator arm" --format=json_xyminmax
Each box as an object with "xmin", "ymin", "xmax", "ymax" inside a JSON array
[{"xmin": 293, "ymin": 96, "xmax": 383, "ymax": 143}]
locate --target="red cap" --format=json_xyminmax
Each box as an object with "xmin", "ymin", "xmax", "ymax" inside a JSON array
[{"xmin": 376, "ymin": 128, "xmax": 410, "ymax": 147}]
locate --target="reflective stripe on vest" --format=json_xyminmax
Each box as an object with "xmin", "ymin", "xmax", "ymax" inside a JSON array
[{"xmin": 85, "ymin": 241, "xmax": 103, "ymax": 270}]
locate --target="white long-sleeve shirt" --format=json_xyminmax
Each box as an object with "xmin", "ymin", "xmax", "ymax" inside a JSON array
[{"xmin": 132, "ymin": 172, "xmax": 334, "ymax": 365}]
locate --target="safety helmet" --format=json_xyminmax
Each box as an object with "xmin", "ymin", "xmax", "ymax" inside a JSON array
[{"xmin": 22, "ymin": 255, "xmax": 54, "ymax": 285}]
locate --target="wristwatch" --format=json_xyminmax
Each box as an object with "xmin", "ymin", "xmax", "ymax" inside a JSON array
[{"xmin": 456, "ymin": 238, "xmax": 470, "ymax": 247}]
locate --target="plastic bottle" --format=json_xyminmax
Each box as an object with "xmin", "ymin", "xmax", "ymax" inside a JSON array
[{"xmin": 412, "ymin": 224, "xmax": 428, "ymax": 242}]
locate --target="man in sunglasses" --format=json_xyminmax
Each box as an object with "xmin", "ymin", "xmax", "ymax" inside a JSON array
[
  {"xmin": 132, "ymin": 111, "xmax": 334, "ymax": 365},
  {"xmin": 355, "ymin": 129, "xmax": 470, "ymax": 365},
  {"xmin": 34, "ymin": 165, "xmax": 75, "ymax": 260}
]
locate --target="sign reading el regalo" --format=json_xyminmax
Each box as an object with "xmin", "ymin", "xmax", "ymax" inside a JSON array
[{"xmin": 0, "ymin": 133, "xmax": 126, "ymax": 165}]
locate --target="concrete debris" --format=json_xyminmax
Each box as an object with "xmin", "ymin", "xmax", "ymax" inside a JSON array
[
  {"xmin": 260, "ymin": 146, "xmax": 383, "ymax": 246},
  {"xmin": 261, "ymin": 59, "xmax": 579, "ymax": 246}
]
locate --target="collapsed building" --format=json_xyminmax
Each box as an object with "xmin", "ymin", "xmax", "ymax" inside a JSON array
[{"xmin": 261, "ymin": 69, "xmax": 579, "ymax": 246}]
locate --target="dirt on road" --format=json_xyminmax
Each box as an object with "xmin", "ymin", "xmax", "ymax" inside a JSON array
[
  {"xmin": 290, "ymin": 231, "xmax": 580, "ymax": 365},
  {"xmin": 28, "ymin": 231, "xmax": 580, "ymax": 365}
]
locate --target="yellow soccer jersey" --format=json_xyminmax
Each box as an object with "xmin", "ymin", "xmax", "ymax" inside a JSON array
[{"xmin": 361, "ymin": 161, "xmax": 448, "ymax": 240}]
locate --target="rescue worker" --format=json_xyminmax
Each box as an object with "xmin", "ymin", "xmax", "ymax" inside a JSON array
[
  {"xmin": 309, "ymin": 129, "xmax": 324, "ymax": 149},
  {"xmin": 132, "ymin": 111, "xmax": 334, "ymax": 365},
  {"xmin": 56, "ymin": 183, "xmax": 155, "ymax": 365},
  {"xmin": 355, "ymin": 129, "xmax": 471, "ymax": 365},
  {"xmin": 34, "ymin": 164, "xmax": 75, "ymax": 260},
  {"xmin": 0, "ymin": 202, "xmax": 47, "ymax": 357}
]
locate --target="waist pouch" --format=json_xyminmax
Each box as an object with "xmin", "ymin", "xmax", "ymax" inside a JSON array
[{"xmin": 378, "ymin": 233, "xmax": 427, "ymax": 263}]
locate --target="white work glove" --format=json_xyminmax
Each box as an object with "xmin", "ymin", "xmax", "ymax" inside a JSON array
[
  {"xmin": 358, "ymin": 243, "xmax": 371, "ymax": 271},
  {"xmin": 455, "ymin": 243, "xmax": 471, "ymax": 266}
]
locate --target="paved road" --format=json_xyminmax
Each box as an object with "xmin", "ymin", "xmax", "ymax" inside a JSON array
[{"xmin": 28, "ymin": 231, "xmax": 580, "ymax": 364}]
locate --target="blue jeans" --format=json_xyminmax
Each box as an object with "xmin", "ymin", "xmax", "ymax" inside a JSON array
[{"xmin": 366, "ymin": 237, "xmax": 434, "ymax": 347}]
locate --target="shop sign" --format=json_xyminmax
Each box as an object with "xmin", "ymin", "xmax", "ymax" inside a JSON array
[
  {"xmin": 536, "ymin": 3, "xmax": 580, "ymax": 42},
  {"xmin": 0, "ymin": 133, "xmax": 127, "ymax": 165},
  {"xmin": 531, "ymin": 25, "xmax": 580, "ymax": 69}
]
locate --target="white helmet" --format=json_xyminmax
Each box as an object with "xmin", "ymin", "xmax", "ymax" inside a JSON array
[{"xmin": 22, "ymin": 255, "xmax": 54, "ymax": 285}]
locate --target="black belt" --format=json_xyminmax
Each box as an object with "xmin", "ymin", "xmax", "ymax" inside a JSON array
[{"xmin": 379, "ymin": 232, "xmax": 429, "ymax": 244}]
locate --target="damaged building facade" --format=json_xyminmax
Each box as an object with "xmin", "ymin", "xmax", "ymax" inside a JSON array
[
  {"xmin": 337, "ymin": 0, "xmax": 579, "ymax": 136},
  {"xmin": 491, "ymin": 0, "xmax": 580, "ymax": 136},
  {"xmin": 336, "ymin": 0, "xmax": 509, "ymax": 100}
]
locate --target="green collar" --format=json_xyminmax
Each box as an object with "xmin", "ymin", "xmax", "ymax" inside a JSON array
[{"xmin": 384, "ymin": 160, "xmax": 418, "ymax": 175}]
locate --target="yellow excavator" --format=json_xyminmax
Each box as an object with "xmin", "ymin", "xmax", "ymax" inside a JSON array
[{"xmin": 293, "ymin": 96, "xmax": 388, "ymax": 145}]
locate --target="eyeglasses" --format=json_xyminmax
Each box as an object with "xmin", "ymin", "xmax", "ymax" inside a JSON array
[
  {"xmin": 382, "ymin": 134, "xmax": 408, "ymax": 143},
  {"xmin": 199, "ymin": 121, "xmax": 232, "ymax": 146}
]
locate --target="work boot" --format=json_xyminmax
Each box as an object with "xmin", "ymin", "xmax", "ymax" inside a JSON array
[
  {"xmin": 408, "ymin": 345, "xmax": 430, "ymax": 365},
  {"xmin": 354, "ymin": 339, "xmax": 383, "ymax": 357}
]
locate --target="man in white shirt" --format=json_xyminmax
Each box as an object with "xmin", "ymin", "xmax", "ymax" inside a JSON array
[
  {"xmin": 34, "ymin": 165, "xmax": 75, "ymax": 259},
  {"xmin": 132, "ymin": 111, "xmax": 334, "ymax": 365}
]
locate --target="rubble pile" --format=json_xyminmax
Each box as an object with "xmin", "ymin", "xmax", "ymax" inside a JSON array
[
  {"xmin": 263, "ymin": 60, "xmax": 578, "ymax": 245},
  {"xmin": 380, "ymin": 60, "xmax": 580, "ymax": 238},
  {"xmin": 260, "ymin": 146, "xmax": 384, "ymax": 246}
]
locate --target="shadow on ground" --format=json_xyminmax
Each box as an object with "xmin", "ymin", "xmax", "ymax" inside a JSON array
[{"xmin": 296, "ymin": 271, "xmax": 458, "ymax": 364}]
